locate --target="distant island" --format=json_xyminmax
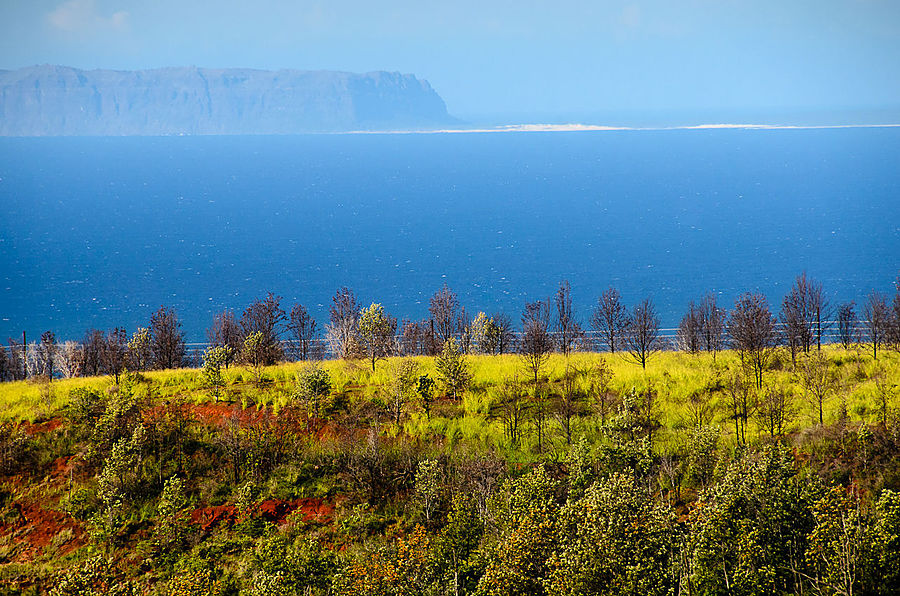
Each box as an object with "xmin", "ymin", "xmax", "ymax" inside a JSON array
[{"xmin": 0, "ymin": 65, "xmax": 455, "ymax": 136}]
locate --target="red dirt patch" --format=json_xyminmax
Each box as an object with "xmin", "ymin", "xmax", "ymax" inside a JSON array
[
  {"xmin": 50, "ymin": 456, "xmax": 76, "ymax": 479},
  {"xmin": 190, "ymin": 504, "xmax": 238, "ymax": 531},
  {"xmin": 0, "ymin": 500, "xmax": 85, "ymax": 562},
  {"xmin": 22, "ymin": 418, "xmax": 64, "ymax": 435},
  {"xmin": 189, "ymin": 498, "xmax": 334, "ymax": 531}
]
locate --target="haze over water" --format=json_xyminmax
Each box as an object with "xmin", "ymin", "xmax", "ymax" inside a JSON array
[{"xmin": 1, "ymin": 127, "xmax": 898, "ymax": 342}]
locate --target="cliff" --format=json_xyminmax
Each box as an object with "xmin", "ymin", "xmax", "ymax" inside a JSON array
[{"xmin": 0, "ymin": 65, "xmax": 455, "ymax": 135}]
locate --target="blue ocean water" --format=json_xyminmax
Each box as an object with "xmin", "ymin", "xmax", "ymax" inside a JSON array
[{"xmin": 1, "ymin": 128, "xmax": 898, "ymax": 342}]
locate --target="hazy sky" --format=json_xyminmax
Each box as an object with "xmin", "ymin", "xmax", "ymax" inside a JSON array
[{"xmin": 2, "ymin": 0, "xmax": 899, "ymax": 119}]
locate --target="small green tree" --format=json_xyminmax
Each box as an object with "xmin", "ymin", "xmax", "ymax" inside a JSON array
[
  {"xmin": 436, "ymin": 338, "xmax": 471, "ymax": 399},
  {"xmin": 201, "ymin": 345, "xmax": 232, "ymax": 402},
  {"xmin": 126, "ymin": 327, "xmax": 151, "ymax": 371},
  {"xmin": 416, "ymin": 374, "xmax": 436, "ymax": 417},
  {"xmin": 358, "ymin": 302, "xmax": 397, "ymax": 371},
  {"xmin": 415, "ymin": 458, "xmax": 442, "ymax": 524},
  {"xmin": 293, "ymin": 366, "xmax": 332, "ymax": 419},
  {"xmin": 389, "ymin": 358, "xmax": 419, "ymax": 425},
  {"xmin": 243, "ymin": 331, "xmax": 266, "ymax": 386}
]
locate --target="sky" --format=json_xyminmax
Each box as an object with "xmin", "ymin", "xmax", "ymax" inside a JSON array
[{"xmin": 2, "ymin": 0, "xmax": 899, "ymax": 121}]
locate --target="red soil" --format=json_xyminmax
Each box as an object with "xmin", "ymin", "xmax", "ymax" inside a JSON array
[
  {"xmin": 189, "ymin": 497, "xmax": 335, "ymax": 531},
  {"xmin": 0, "ymin": 500, "xmax": 86, "ymax": 562},
  {"xmin": 22, "ymin": 417, "xmax": 64, "ymax": 435}
]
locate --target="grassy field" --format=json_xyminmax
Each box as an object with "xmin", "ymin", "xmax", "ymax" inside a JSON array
[{"xmin": 3, "ymin": 346, "xmax": 897, "ymax": 449}]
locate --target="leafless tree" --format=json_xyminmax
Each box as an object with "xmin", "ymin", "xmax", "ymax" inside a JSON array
[
  {"xmin": 724, "ymin": 368, "xmax": 755, "ymax": 445},
  {"xmin": 837, "ymin": 302, "xmax": 859, "ymax": 350},
  {"xmin": 591, "ymin": 287, "xmax": 627, "ymax": 353},
  {"xmin": 326, "ymin": 286, "xmax": 361, "ymax": 359},
  {"xmin": 57, "ymin": 341, "xmax": 83, "ymax": 378},
  {"xmin": 799, "ymin": 350, "xmax": 835, "ymax": 425},
  {"xmin": 780, "ymin": 287, "xmax": 809, "ymax": 365},
  {"xmin": 430, "ymin": 283, "xmax": 460, "ymax": 344},
  {"xmin": 150, "ymin": 305, "xmax": 186, "ymax": 370},
  {"xmin": 35, "ymin": 331, "xmax": 57, "ymax": 379},
  {"xmin": 520, "ymin": 298, "xmax": 553, "ymax": 385},
  {"xmin": 890, "ymin": 278, "xmax": 900, "ymax": 351},
  {"xmin": 698, "ymin": 292, "xmax": 727, "ymax": 360},
  {"xmin": 400, "ymin": 319, "xmax": 427, "ymax": 356},
  {"xmin": 0, "ymin": 345, "xmax": 12, "ymax": 382},
  {"xmin": 863, "ymin": 291, "xmax": 889, "ymax": 360},
  {"xmin": 555, "ymin": 362, "xmax": 589, "ymax": 444},
  {"xmin": 207, "ymin": 309, "xmax": 242, "ymax": 368},
  {"xmin": 623, "ymin": 297, "xmax": 661, "ymax": 370},
  {"xmin": 81, "ymin": 329, "xmax": 104, "ymax": 376},
  {"xmin": 728, "ymin": 292, "xmax": 778, "ymax": 389},
  {"xmin": 491, "ymin": 377, "xmax": 528, "ymax": 447},
  {"xmin": 492, "ymin": 312, "xmax": 516, "ymax": 355},
  {"xmin": 240, "ymin": 293, "xmax": 286, "ymax": 365},
  {"xmin": 677, "ymin": 301, "xmax": 702, "ymax": 354},
  {"xmin": 456, "ymin": 305, "xmax": 472, "ymax": 354},
  {"xmin": 286, "ymin": 302, "xmax": 319, "ymax": 361},
  {"xmin": 6, "ymin": 339, "xmax": 25, "ymax": 381},
  {"xmin": 554, "ymin": 280, "xmax": 582, "ymax": 357},
  {"xmin": 755, "ymin": 385, "xmax": 793, "ymax": 439},
  {"xmin": 102, "ymin": 327, "xmax": 129, "ymax": 383}
]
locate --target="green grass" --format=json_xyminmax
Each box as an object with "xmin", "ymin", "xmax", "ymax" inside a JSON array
[{"xmin": 2, "ymin": 348, "xmax": 898, "ymax": 451}]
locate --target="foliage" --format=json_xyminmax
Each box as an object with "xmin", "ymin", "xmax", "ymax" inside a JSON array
[{"xmin": 436, "ymin": 338, "xmax": 472, "ymax": 399}]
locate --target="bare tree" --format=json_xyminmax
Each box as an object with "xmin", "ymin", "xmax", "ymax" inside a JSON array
[
  {"xmin": 102, "ymin": 327, "xmax": 129, "ymax": 384},
  {"xmin": 698, "ymin": 292, "xmax": 727, "ymax": 360},
  {"xmin": 728, "ymin": 293, "xmax": 778, "ymax": 389},
  {"xmin": 57, "ymin": 341, "xmax": 83, "ymax": 379},
  {"xmin": 35, "ymin": 331, "xmax": 57, "ymax": 379},
  {"xmin": 491, "ymin": 312, "xmax": 516, "ymax": 355},
  {"xmin": 890, "ymin": 278, "xmax": 900, "ymax": 351},
  {"xmin": 400, "ymin": 319, "xmax": 428, "ymax": 356},
  {"xmin": 326, "ymin": 287, "xmax": 360, "ymax": 359},
  {"xmin": 555, "ymin": 362, "xmax": 589, "ymax": 444},
  {"xmin": 724, "ymin": 368, "xmax": 754, "ymax": 445},
  {"xmin": 554, "ymin": 280, "xmax": 582, "ymax": 357},
  {"xmin": 0, "ymin": 346, "xmax": 10, "ymax": 382},
  {"xmin": 6, "ymin": 339, "xmax": 25, "ymax": 381},
  {"xmin": 240, "ymin": 293, "xmax": 286, "ymax": 366},
  {"xmin": 782, "ymin": 273, "xmax": 829, "ymax": 355},
  {"xmin": 623, "ymin": 298, "xmax": 661, "ymax": 370},
  {"xmin": 81, "ymin": 329, "xmax": 105, "ymax": 376},
  {"xmin": 799, "ymin": 350, "xmax": 835, "ymax": 426},
  {"xmin": 837, "ymin": 302, "xmax": 859, "ymax": 350},
  {"xmin": 207, "ymin": 310, "xmax": 242, "ymax": 368},
  {"xmin": 286, "ymin": 302, "xmax": 319, "ymax": 361},
  {"xmin": 755, "ymin": 385, "xmax": 793, "ymax": 439},
  {"xmin": 430, "ymin": 283, "xmax": 460, "ymax": 344},
  {"xmin": 591, "ymin": 287, "xmax": 627, "ymax": 353},
  {"xmin": 780, "ymin": 287, "xmax": 809, "ymax": 365},
  {"xmin": 677, "ymin": 301, "xmax": 702, "ymax": 354},
  {"xmin": 863, "ymin": 291, "xmax": 889, "ymax": 360},
  {"xmin": 491, "ymin": 377, "xmax": 528, "ymax": 447},
  {"xmin": 520, "ymin": 298, "xmax": 553, "ymax": 385},
  {"xmin": 150, "ymin": 306, "xmax": 186, "ymax": 370}
]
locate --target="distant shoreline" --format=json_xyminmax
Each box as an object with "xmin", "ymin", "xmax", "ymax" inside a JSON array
[{"xmin": 349, "ymin": 122, "xmax": 900, "ymax": 135}]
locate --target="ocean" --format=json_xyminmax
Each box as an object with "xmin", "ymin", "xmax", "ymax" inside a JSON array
[{"xmin": 1, "ymin": 127, "xmax": 898, "ymax": 342}]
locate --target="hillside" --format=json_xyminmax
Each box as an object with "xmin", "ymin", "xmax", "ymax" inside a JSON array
[
  {"xmin": 1, "ymin": 347, "xmax": 899, "ymax": 594},
  {"xmin": 0, "ymin": 65, "xmax": 455, "ymax": 136}
]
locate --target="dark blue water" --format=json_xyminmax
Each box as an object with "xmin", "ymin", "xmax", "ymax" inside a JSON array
[{"xmin": 1, "ymin": 128, "xmax": 898, "ymax": 342}]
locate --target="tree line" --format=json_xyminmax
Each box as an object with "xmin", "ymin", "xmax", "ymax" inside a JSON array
[{"xmin": 1, "ymin": 273, "xmax": 899, "ymax": 382}]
